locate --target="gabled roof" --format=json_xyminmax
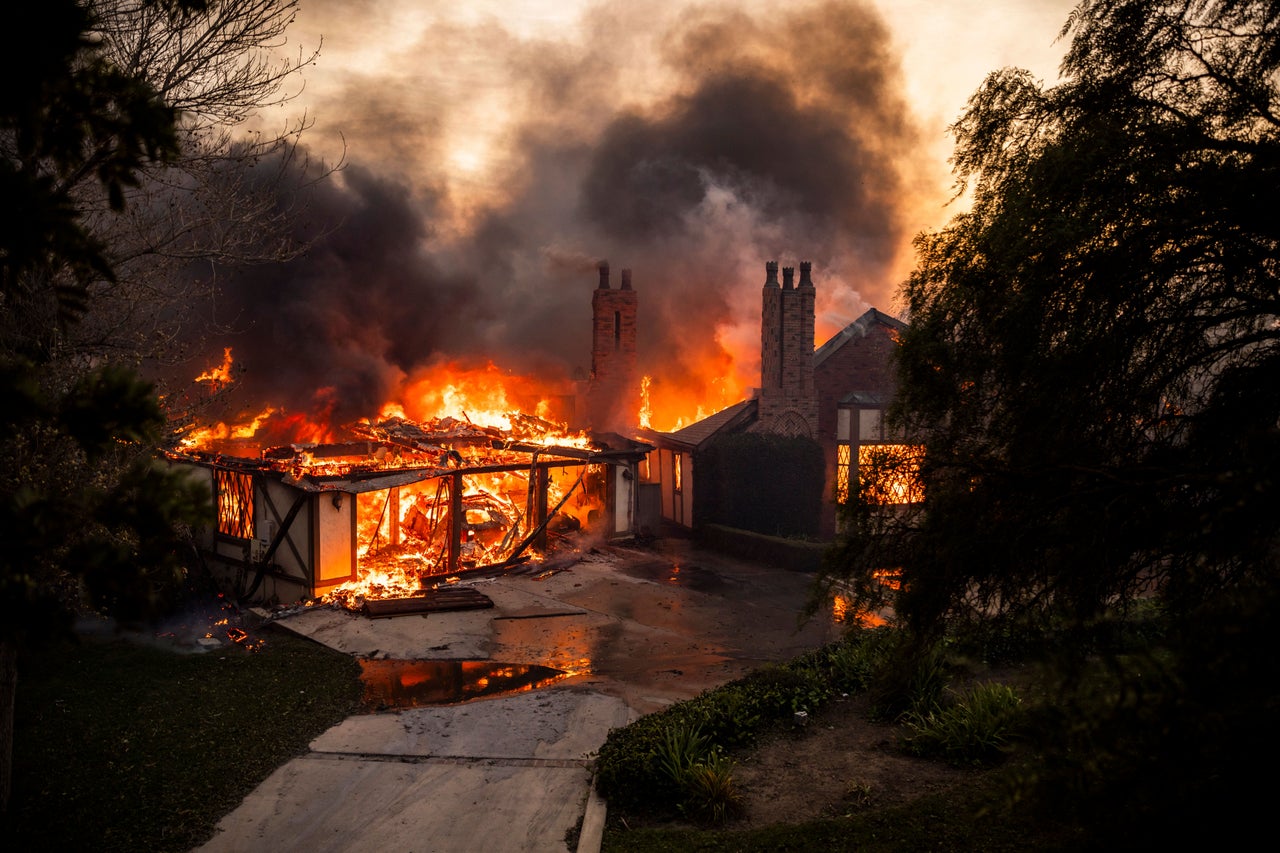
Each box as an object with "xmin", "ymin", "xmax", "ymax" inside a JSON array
[
  {"xmin": 638, "ymin": 398, "xmax": 758, "ymax": 452},
  {"xmin": 813, "ymin": 307, "xmax": 907, "ymax": 368}
]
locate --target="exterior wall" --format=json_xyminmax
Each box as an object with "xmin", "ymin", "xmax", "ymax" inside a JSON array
[
  {"xmin": 653, "ymin": 446, "xmax": 692, "ymax": 528},
  {"xmin": 255, "ymin": 478, "xmax": 313, "ymax": 574},
  {"xmin": 612, "ymin": 464, "xmax": 633, "ymax": 534},
  {"xmin": 170, "ymin": 460, "xmax": 324, "ymax": 604},
  {"xmin": 312, "ymin": 491, "xmax": 356, "ymax": 591},
  {"xmin": 588, "ymin": 262, "xmax": 639, "ymax": 431},
  {"xmin": 814, "ymin": 321, "xmax": 902, "ymax": 537}
]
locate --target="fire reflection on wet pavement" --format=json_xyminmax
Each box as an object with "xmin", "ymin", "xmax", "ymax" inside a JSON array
[{"xmin": 358, "ymin": 658, "xmax": 568, "ymax": 711}]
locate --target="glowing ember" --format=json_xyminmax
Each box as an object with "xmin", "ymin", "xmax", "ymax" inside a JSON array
[{"xmin": 226, "ymin": 626, "xmax": 266, "ymax": 651}]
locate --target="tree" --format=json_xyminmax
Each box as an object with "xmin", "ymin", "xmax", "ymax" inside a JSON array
[
  {"xmin": 1, "ymin": 0, "xmax": 325, "ymax": 374},
  {"xmin": 826, "ymin": 0, "xmax": 1279, "ymax": 839},
  {"xmin": 0, "ymin": 0, "xmax": 322, "ymax": 814}
]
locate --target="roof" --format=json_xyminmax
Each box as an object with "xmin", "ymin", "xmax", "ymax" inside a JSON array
[
  {"xmin": 638, "ymin": 398, "xmax": 758, "ymax": 452},
  {"xmin": 813, "ymin": 307, "xmax": 907, "ymax": 369},
  {"xmin": 839, "ymin": 391, "xmax": 889, "ymax": 407}
]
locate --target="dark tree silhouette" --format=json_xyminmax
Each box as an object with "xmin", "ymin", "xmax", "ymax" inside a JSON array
[{"xmin": 826, "ymin": 0, "xmax": 1280, "ymax": 841}]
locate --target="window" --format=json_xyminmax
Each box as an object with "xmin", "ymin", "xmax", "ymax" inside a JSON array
[
  {"xmin": 858, "ymin": 408, "xmax": 884, "ymax": 441},
  {"xmin": 216, "ymin": 470, "xmax": 254, "ymax": 539},
  {"xmin": 836, "ymin": 443, "xmax": 852, "ymax": 502},
  {"xmin": 673, "ymin": 452, "xmax": 682, "ymax": 492},
  {"xmin": 857, "ymin": 444, "xmax": 925, "ymax": 505}
]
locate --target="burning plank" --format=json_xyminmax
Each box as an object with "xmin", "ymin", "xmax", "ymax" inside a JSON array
[
  {"xmin": 360, "ymin": 587, "xmax": 495, "ymax": 618},
  {"xmin": 349, "ymin": 415, "xmax": 504, "ymax": 450}
]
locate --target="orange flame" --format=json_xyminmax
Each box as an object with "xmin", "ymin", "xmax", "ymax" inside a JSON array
[
  {"xmin": 638, "ymin": 375, "xmax": 653, "ymax": 430},
  {"xmin": 194, "ymin": 347, "xmax": 235, "ymax": 386}
]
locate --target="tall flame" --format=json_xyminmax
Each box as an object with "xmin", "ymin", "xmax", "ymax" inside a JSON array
[{"xmin": 638, "ymin": 375, "xmax": 653, "ymax": 429}]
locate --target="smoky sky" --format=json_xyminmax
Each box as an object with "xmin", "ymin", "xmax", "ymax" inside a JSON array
[{"xmin": 176, "ymin": 0, "xmax": 929, "ymax": 427}]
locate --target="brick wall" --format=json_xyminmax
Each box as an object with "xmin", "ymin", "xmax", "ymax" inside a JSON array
[
  {"xmin": 813, "ymin": 319, "xmax": 901, "ymax": 536},
  {"xmin": 815, "ymin": 322, "xmax": 900, "ymax": 447}
]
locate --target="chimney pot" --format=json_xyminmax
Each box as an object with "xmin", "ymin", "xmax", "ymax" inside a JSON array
[
  {"xmin": 621, "ymin": 268, "xmax": 632, "ymax": 290},
  {"xmin": 782, "ymin": 266, "xmax": 795, "ymax": 289},
  {"xmin": 765, "ymin": 260, "xmax": 780, "ymax": 288},
  {"xmin": 598, "ymin": 261, "xmax": 610, "ymax": 289},
  {"xmin": 799, "ymin": 261, "xmax": 813, "ymax": 288}
]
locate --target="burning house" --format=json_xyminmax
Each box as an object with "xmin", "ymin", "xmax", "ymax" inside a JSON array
[
  {"xmin": 166, "ymin": 267, "xmax": 654, "ymax": 608},
  {"xmin": 167, "ymin": 416, "xmax": 651, "ymax": 607},
  {"xmin": 641, "ymin": 261, "xmax": 920, "ymax": 539}
]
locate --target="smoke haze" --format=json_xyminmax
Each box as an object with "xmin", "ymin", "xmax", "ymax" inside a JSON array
[{"xmin": 171, "ymin": 0, "xmax": 1069, "ymax": 430}]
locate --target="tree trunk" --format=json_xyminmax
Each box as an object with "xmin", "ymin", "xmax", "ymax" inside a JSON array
[{"xmin": 0, "ymin": 638, "xmax": 16, "ymax": 814}]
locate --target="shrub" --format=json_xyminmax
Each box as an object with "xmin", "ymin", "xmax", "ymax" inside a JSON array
[
  {"xmin": 863, "ymin": 633, "xmax": 952, "ymax": 720},
  {"xmin": 902, "ymin": 681, "xmax": 1023, "ymax": 765},
  {"xmin": 825, "ymin": 626, "xmax": 897, "ymax": 694},
  {"xmin": 655, "ymin": 721, "xmax": 712, "ymax": 787},
  {"xmin": 594, "ymin": 628, "xmax": 910, "ymax": 814},
  {"xmin": 680, "ymin": 750, "xmax": 744, "ymax": 824}
]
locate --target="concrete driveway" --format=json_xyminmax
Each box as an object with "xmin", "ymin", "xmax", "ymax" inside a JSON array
[{"xmin": 195, "ymin": 538, "xmax": 840, "ymax": 853}]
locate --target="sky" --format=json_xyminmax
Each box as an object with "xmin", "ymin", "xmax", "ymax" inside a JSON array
[{"xmin": 208, "ymin": 0, "xmax": 1078, "ymax": 431}]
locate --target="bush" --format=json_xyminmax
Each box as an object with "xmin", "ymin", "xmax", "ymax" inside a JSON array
[
  {"xmin": 902, "ymin": 681, "xmax": 1023, "ymax": 765},
  {"xmin": 824, "ymin": 626, "xmax": 897, "ymax": 694},
  {"xmin": 680, "ymin": 750, "xmax": 744, "ymax": 824},
  {"xmin": 594, "ymin": 629, "xmax": 903, "ymax": 814},
  {"xmin": 653, "ymin": 722, "xmax": 744, "ymax": 824}
]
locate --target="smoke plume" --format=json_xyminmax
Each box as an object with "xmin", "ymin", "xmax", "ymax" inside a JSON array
[{"xmin": 167, "ymin": 0, "xmax": 931, "ymax": 431}]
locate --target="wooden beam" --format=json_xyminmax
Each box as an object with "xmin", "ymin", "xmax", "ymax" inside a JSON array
[
  {"xmin": 448, "ymin": 472, "xmax": 463, "ymax": 573},
  {"xmin": 534, "ymin": 466, "xmax": 549, "ymax": 552}
]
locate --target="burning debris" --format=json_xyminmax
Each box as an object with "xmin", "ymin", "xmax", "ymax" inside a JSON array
[
  {"xmin": 360, "ymin": 586, "xmax": 495, "ymax": 619},
  {"xmin": 147, "ymin": 593, "xmax": 267, "ymax": 653}
]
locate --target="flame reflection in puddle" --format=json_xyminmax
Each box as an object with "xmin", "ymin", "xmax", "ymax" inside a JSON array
[{"xmin": 358, "ymin": 659, "xmax": 568, "ymax": 711}]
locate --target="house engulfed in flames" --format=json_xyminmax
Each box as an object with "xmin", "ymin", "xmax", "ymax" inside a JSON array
[
  {"xmin": 165, "ymin": 263, "xmax": 658, "ymax": 609},
  {"xmin": 165, "ymin": 412, "xmax": 652, "ymax": 608}
]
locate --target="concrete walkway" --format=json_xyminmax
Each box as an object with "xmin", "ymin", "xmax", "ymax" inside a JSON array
[{"xmin": 195, "ymin": 540, "xmax": 839, "ymax": 853}]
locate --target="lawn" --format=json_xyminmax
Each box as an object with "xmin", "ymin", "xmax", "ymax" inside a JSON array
[{"xmin": 1, "ymin": 620, "xmax": 362, "ymax": 852}]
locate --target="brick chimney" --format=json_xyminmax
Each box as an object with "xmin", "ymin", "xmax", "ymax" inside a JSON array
[
  {"xmin": 756, "ymin": 259, "xmax": 818, "ymax": 438},
  {"xmin": 588, "ymin": 261, "xmax": 638, "ymax": 431}
]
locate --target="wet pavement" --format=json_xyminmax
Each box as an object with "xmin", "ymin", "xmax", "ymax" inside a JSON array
[{"xmin": 194, "ymin": 538, "xmax": 841, "ymax": 853}]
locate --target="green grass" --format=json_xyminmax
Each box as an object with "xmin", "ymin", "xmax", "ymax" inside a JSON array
[{"xmin": 1, "ymin": 623, "xmax": 362, "ymax": 852}]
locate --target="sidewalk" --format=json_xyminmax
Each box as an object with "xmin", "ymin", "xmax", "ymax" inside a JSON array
[{"xmin": 196, "ymin": 686, "xmax": 626, "ymax": 853}]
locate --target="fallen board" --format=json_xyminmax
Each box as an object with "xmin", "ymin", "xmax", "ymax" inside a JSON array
[{"xmin": 361, "ymin": 587, "xmax": 495, "ymax": 618}]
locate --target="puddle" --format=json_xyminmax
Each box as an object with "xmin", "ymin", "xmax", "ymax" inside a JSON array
[
  {"xmin": 358, "ymin": 659, "xmax": 567, "ymax": 711},
  {"xmin": 619, "ymin": 560, "xmax": 727, "ymax": 593}
]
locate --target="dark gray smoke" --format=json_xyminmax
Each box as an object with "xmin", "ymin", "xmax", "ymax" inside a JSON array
[{"xmin": 167, "ymin": 1, "xmax": 924, "ymax": 429}]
